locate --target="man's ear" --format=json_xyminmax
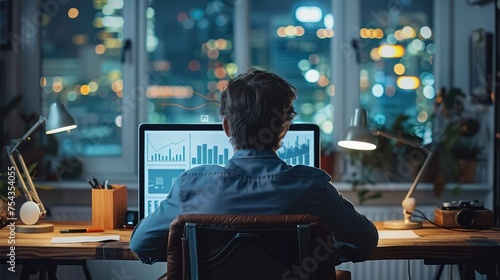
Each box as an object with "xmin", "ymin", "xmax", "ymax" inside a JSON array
[{"xmin": 222, "ymin": 116, "xmax": 231, "ymax": 137}]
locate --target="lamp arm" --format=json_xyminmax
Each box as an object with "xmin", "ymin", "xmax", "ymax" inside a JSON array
[
  {"xmin": 5, "ymin": 116, "xmax": 47, "ymax": 153},
  {"xmin": 373, "ymin": 130, "xmax": 431, "ymax": 153},
  {"xmin": 6, "ymin": 152, "xmax": 33, "ymax": 201},
  {"xmin": 4, "ymin": 115, "xmax": 48, "ymax": 219},
  {"xmin": 404, "ymin": 144, "xmax": 436, "ymax": 200},
  {"xmin": 373, "ymin": 129, "xmax": 436, "ymax": 201},
  {"xmin": 17, "ymin": 152, "xmax": 46, "ymax": 216}
]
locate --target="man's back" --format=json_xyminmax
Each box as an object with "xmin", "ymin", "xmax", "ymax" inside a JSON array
[
  {"xmin": 180, "ymin": 149, "xmax": 332, "ymax": 217},
  {"xmin": 131, "ymin": 149, "xmax": 378, "ymax": 264}
]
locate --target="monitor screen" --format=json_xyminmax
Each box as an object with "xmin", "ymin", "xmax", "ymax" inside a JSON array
[{"xmin": 138, "ymin": 123, "xmax": 320, "ymax": 220}]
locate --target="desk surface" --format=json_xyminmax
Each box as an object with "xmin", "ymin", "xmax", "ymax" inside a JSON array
[
  {"xmin": 0, "ymin": 222, "xmax": 135, "ymax": 261},
  {"xmin": 1, "ymin": 221, "xmax": 499, "ymax": 263},
  {"xmin": 374, "ymin": 225, "xmax": 500, "ymax": 263}
]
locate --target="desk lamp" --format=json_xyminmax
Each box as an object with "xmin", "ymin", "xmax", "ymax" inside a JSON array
[
  {"xmin": 4, "ymin": 102, "xmax": 77, "ymax": 233},
  {"xmin": 338, "ymin": 108, "xmax": 435, "ymax": 229}
]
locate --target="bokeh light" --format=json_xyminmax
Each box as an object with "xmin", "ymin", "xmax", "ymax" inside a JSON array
[
  {"xmin": 80, "ymin": 85, "xmax": 90, "ymax": 95},
  {"xmin": 68, "ymin": 8, "xmax": 79, "ymax": 19},
  {"xmin": 304, "ymin": 69, "xmax": 320, "ymax": 83},
  {"xmin": 397, "ymin": 76, "xmax": 420, "ymax": 90},
  {"xmin": 372, "ymin": 84, "xmax": 384, "ymax": 97},
  {"xmin": 420, "ymin": 26, "xmax": 432, "ymax": 39},
  {"xmin": 394, "ymin": 63, "xmax": 405, "ymax": 75}
]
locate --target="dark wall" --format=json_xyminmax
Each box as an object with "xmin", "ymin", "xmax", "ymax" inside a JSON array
[{"xmin": 495, "ymin": 3, "xmax": 500, "ymax": 227}]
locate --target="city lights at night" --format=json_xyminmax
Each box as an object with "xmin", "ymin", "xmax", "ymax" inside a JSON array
[{"xmin": 40, "ymin": 0, "xmax": 435, "ymax": 157}]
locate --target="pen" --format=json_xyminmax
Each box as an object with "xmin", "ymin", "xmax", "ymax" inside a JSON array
[
  {"xmin": 87, "ymin": 179, "xmax": 96, "ymax": 189},
  {"xmin": 59, "ymin": 228, "xmax": 104, "ymax": 233},
  {"xmin": 93, "ymin": 176, "xmax": 102, "ymax": 189}
]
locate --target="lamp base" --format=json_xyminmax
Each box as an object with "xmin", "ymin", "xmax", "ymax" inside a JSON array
[
  {"xmin": 383, "ymin": 220, "xmax": 422, "ymax": 230},
  {"xmin": 16, "ymin": 223, "xmax": 54, "ymax": 233}
]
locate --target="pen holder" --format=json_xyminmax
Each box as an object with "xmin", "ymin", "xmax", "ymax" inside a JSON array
[{"xmin": 92, "ymin": 185, "xmax": 127, "ymax": 229}]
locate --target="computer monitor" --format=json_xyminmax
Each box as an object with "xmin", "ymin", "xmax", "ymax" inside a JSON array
[{"xmin": 138, "ymin": 123, "xmax": 320, "ymax": 220}]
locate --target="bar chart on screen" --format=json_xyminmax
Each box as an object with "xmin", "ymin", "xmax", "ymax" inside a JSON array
[
  {"xmin": 191, "ymin": 143, "xmax": 230, "ymax": 165},
  {"xmin": 189, "ymin": 133, "xmax": 233, "ymax": 166},
  {"xmin": 277, "ymin": 135, "xmax": 312, "ymax": 166}
]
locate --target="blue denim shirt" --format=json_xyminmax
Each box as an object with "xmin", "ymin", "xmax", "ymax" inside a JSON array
[{"xmin": 130, "ymin": 149, "xmax": 378, "ymax": 264}]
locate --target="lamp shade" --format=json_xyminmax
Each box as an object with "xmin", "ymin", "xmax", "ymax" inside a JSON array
[
  {"xmin": 45, "ymin": 102, "xmax": 77, "ymax": 134},
  {"xmin": 338, "ymin": 108, "xmax": 376, "ymax": 150}
]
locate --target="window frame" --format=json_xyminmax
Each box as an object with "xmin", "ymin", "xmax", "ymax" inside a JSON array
[
  {"xmin": 30, "ymin": 1, "xmax": 144, "ymax": 182},
  {"xmin": 70, "ymin": 1, "xmax": 142, "ymax": 181}
]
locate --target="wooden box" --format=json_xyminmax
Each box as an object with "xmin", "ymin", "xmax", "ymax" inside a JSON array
[{"xmin": 92, "ymin": 185, "xmax": 127, "ymax": 229}]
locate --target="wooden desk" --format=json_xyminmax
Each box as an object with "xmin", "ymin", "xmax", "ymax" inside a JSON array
[
  {"xmin": 1, "ymin": 222, "xmax": 499, "ymax": 278},
  {"xmin": 0, "ymin": 222, "xmax": 136, "ymax": 261},
  {"xmin": 0, "ymin": 222, "xmax": 137, "ymax": 279},
  {"xmin": 372, "ymin": 223, "xmax": 500, "ymax": 263},
  {"xmin": 373, "ymin": 223, "xmax": 500, "ymax": 279}
]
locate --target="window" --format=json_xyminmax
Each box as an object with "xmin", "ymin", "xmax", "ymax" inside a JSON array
[
  {"xmin": 145, "ymin": 0, "xmax": 234, "ymax": 124},
  {"xmin": 145, "ymin": 0, "xmax": 333, "ymax": 141},
  {"xmin": 249, "ymin": 0, "xmax": 334, "ymax": 144},
  {"xmin": 41, "ymin": 0, "xmax": 125, "ymax": 156},
  {"xmin": 358, "ymin": 0, "xmax": 434, "ymax": 143},
  {"xmin": 40, "ymin": 0, "xmax": 136, "ymax": 179},
  {"xmin": 37, "ymin": 0, "xmax": 478, "ymax": 186},
  {"xmin": 335, "ymin": 0, "xmax": 436, "ymax": 184}
]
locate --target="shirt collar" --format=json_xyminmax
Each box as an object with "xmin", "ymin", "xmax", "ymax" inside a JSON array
[{"xmin": 232, "ymin": 149, "xmax": 280, "ymax": 160}]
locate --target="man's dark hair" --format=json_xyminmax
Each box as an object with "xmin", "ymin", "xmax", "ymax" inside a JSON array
[{"xmin": 219, "ymin": 68, "xmax": 297, "ymax": 150}]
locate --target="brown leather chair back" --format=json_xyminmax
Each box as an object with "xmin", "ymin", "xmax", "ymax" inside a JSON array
[{"xmin": 166, "ymin": 214, "xmax": 342, "ymax": 280}]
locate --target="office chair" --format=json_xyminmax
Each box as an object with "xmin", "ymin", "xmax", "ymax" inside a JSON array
[{"xmin": 164, "ymin": 214, "xmax": 351, "ymax": 280}]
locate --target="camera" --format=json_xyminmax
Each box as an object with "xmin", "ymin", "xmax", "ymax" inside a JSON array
[
  {"xmin": 441, "ymin": 200, "xmax": 485, "ymax": 211},
  {"xmin": 434, "ymin": 200, "xmax": 493, "ymax": 228}
]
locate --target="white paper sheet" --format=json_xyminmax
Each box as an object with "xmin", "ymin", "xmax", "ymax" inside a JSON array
[
  {"xmin": 51, "ymin": 235, "xmax": 120, "ymax": 244},
  {"xmin": 378, "ymin": 230, "xmax": 420, "ymax": 239}
]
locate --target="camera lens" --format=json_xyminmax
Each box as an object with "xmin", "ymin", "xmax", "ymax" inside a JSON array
[{"xmin": 455, "ymin": 208, "xmax": 474, "ymax": 228}]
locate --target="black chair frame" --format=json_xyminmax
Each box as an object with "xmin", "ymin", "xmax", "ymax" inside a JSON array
[{"xmin": 185, "ymin": 222, "xmax": 313, "ymax": 279}]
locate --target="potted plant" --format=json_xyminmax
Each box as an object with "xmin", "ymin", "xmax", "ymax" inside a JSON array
[
  {"xmin": 320, "ymin": 141, "xmax": 341, "ymax": 181},
  {"xmin": 450, "ymin": 140, "xmax": 485, "ymax": 183},
  {"xmin": 344, "ymin": 150, "xmax": 382, "ymax": 205},
  {"xmin": 431, "ymin": 87, "xmax": 482, "ymax": 196}
]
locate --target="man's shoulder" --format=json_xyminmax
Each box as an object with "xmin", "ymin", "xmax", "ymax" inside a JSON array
[{"xmin": 287, "ymin": 165, "xmax": 332, "ymax": 181}]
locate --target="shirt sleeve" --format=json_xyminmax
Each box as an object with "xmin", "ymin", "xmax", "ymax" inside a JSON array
[
  {"xmin": 129, "ymin": 178, "xmax": 182, "ymax": 264},
  {"xmin": 324, "ymin": 181, "xmax": 379, "ymax": 262}
]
